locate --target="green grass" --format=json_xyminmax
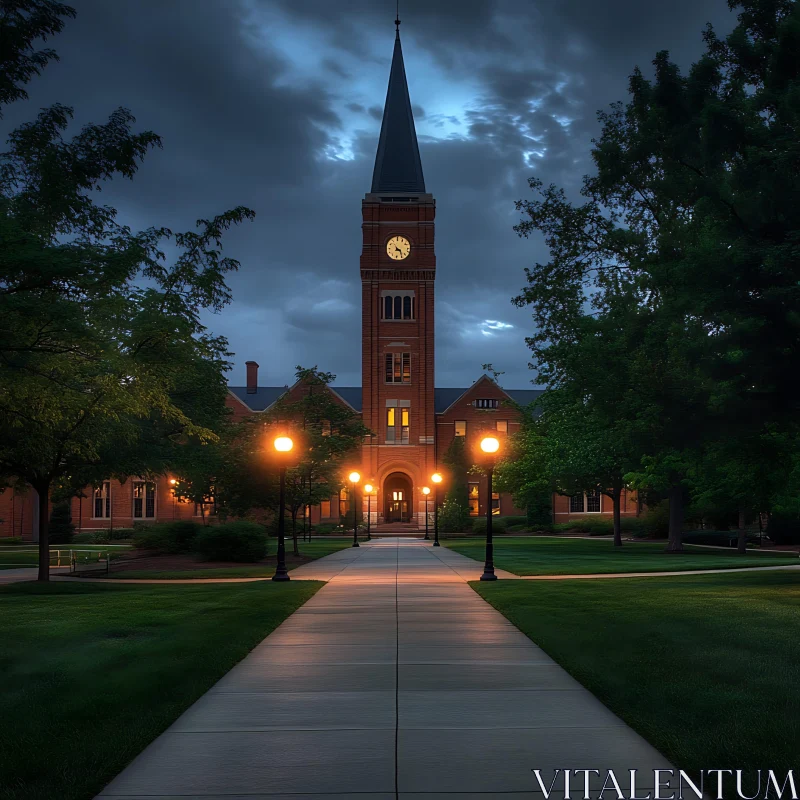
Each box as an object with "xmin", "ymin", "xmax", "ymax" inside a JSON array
[
  {"xmin": 472, "ymin": 572, "xmax": 800, "ymax": 783},
  {"xmin": 444, "ymin": 535, "xmax": 798, "ymax": 575},
  {"xmin": 102, "ymin": 539, "xmax": 354, "ymax": 579},
  {"xmin": 0, "ymin": 579, "xmax": 321, "ymax": 800}
]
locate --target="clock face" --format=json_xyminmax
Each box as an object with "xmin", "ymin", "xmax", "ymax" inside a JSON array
[{"xmin": 386, "ymin": 235, "xmax": 411, "ymax": 261}]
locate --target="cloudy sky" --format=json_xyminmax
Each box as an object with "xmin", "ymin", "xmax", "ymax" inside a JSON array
[{"xmin": 3, "ymin": 0, "xmax": 736, "ymax": 389}]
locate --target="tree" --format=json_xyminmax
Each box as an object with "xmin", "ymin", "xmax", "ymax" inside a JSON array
[
  {"xmin": 0, "ymin": 4, "xmax": 254, "ymax": 578},
  {"xmin": 493, "ymin": 413, "xmax": 552, "ymax": 529},
  {"xmin": 438, "ymin": 436, "xmax": 471, "ymax": 533},
  {"xmin": 219, "ymin": 367, "xmax": 371, "ymax": 555}
]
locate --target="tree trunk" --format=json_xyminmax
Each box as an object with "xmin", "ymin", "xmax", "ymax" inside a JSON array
[
  {"xmin": 737, "ymin": 509, "xmax": 747, "ymax": 554},
  {"xmin": 612, "ymin": 489, "xmax": 623, "ymax": 548},
  {"xmin": 665, "ymin": 482, "xmax": 684, "ymax": 553},
  {"xmin": 291, "ymin": 510, "xmax": 299, "ymax": 556},
  {"xmin": 35, "ymin": 481, "xmax": 51, "ymax": 582}
]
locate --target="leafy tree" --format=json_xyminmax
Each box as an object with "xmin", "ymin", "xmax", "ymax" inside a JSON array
[
  {"xmin": 219, "ymin": 367, "xmax": 371, "ymax": 555},
  {"xmin": 0, "ymin": 4, "xmax": 254, "ymax": 578}
]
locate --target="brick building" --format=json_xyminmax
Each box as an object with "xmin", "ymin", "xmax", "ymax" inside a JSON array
[{"xmin": 0, "ymin": 22, "xmax": 638, "ymax": 539}]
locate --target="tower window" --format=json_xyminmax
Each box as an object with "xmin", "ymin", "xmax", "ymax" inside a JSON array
[
  {"xmin": 474, "ymin": 398, "xmax": 500, "ymax": 409},
  {"xmin": 385, "ymin": 352, "xmax": 411, "ymax": 383},
  {"xmin": 386, "ymin": 405, "xmax": 410, "ymax": 444},
  {"xmin": 381, "ymin": 292, "xmax": 415, "ymax": 320}
]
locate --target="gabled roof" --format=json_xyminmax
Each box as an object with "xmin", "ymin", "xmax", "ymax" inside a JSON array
[
  {"xmin": 329, "ymin": 386, "xmax": 362, "ymax": 411},
  {"xmin": 371, "ymin": 30, "xmax": 426, "ymax": 193},
  {"xmin": 434, "ymin": 375, "xmax": 545, "ymax": 414},
  {"xmin": 228, "ymin": 386, "xmax": 287, "ymax": 412}
]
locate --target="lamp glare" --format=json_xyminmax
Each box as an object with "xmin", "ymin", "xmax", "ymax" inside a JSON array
[{"xmin": 480, "ymin": 436, "xmax": 500, "ymax": 454}]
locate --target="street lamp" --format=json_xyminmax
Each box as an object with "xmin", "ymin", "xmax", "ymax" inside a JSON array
[
  {"xmin": 272, "ymin": 435, "xmax": 293, "ymax": 582},
  {"xmin": 364, "ymin": 483, "xmax": 374, "ymax": 541},
  {"xmin": 349, "ymin": 471, "xmax": 361, "ymax": 547},
  {"xmin": 422, "ymin": 487, "xmax": 431, "ymax": 540},
  {"xmin": 479, "ymin": 436, "xmax": 500, "ymax": 581},
  {"xmin": 431, "ymin": 472, "xmax": 443, "ymax": 547}
]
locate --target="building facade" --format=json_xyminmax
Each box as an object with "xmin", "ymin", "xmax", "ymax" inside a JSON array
[{"xmin": 0, "ymin": 22, "xmax": 639, "ymax": 539}]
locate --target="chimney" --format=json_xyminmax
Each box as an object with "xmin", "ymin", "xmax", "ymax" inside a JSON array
[{"xmin": 245, "ymin": 361, "xmax": 259, "ymax": 394}]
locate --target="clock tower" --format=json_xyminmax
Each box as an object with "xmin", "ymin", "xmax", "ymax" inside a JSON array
[{"xmin": 360, "ymin": 19, "xmax": 436, "ymax": 524}]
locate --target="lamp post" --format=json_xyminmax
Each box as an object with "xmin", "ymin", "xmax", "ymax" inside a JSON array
[
  {"xmin": 349, "ymin": 471, "xmax": 361, "ymax": 547},
  {"xmin": 479, "ymin": 436, "xmax": 500, "ymax": 581},
  {"xmin": 364, "ymin": 483, "xmax": 373, "ymax": 541},
  {"xmin": 273, "ymin": 435, "xmax": 293, "ymax": 582},
  {"xmin": 422, "ymin": 487, "xmax": 430, "ymax": 539},
  {"xmin": 431, "ymin": 472, "xmax": 443, "ymax": 547}
]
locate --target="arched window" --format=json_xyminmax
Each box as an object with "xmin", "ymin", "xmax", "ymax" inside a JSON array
[
  {"xmin": 394, "ymin": 295, "xmax": 402, "ymax": 319},
  {"xmin": 384, "ymin": 296, "xmax": 393, "ymax": 319},
  {"xmin": 403, "ymin": 295, "xmax": 411, "ymax": 319}
]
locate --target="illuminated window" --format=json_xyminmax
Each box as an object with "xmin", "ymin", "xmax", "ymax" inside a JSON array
[
  {"xmin": 392, "ymin": 490, "xmax": 404, "ymax": 501},
  {"xmin": 454, "ymin": 420, "xmax": 466, "ymax": 437},
  {"xmin": 386, "ymin": 405, "xmax": 409, "ymax": 444},
  {"xmin": 468, "ymin": 483, "xmax": 479, "ymax": 516},
  {"xmin": 496, "ymin": 420, "xmax": 508, "ymax": 433},
  {"xmin": 492, "ymin": 491, "xmax": 500, "ymax": 515},
  {"xmin": 93, "ymin": 481, "xmax": 110, "ymax": 519},
  {"xmin": 320, "ymin": 499, "xmax": 331, "ymax": 518},
  {"xmin": 339, "ymin": 487, "xmax": 349, "ymax": 518},
  {"xmin": 385, "ymin": 352, "xmax": 411, "ymax": 383},
  {"xmin": 474, "ymin": 398, "xmax": 499, "ymax": 409},
  {"xmin": 132, "ymin": 481, "xmax": 155, "ymax": 519}
]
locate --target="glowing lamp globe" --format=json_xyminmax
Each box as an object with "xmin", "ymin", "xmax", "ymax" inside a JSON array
[
  {"xmin": 349, "ymin": 471, "xmax": 361, "ymax": 484},
  {"xmin": 169, "ymin": 478, "xmax": 177, "ymax": 486},
  {"xmin": 274, "ymin": 436, "xmax": 293, "ymax": 453},
  {"xmin": 480, "ymin": 436, "xmax": 500, "ymax": 454},
  {"xmin": 422, "ymin": 486, "xmax": 431, "ymax": 495},
  {"xmin": 364, "ymin": 484, "xmax": 374, "ymax": 494},
  {"xmin": 431, "ymin": 472, "xmax": 443, "ymax": 484}
]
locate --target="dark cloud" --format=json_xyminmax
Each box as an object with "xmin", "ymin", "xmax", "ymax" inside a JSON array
[{"xmin": 2, "ymin": 0, "xmax": 737, "ymax": 390}]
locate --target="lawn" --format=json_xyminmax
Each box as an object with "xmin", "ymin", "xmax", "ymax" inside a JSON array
[
  {"xmin": 0, "ymin": 579, "xmax": 322, "ymax": 800},
  {"xmin": 444, "ymin": 535, "xmax": 798, "ymax": 575},
  {"xmin": 472, "ymin": 572, "xmax": 800, "ymax": 785},
  {"xmin": 101, "ymin": 538, "xmax": 354, "ymax": 579}
]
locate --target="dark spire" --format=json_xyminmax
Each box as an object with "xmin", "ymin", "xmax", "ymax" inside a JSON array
[{"xmin": 370, "ymin": 17, "xmax": 425, "ymax": 194}]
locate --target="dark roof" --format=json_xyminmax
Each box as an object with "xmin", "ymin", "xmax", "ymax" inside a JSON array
[
  {"xmin": 231, "ymin": 386, "xmax": 543, "ymax": 415},
  {"xmin": 228, "ymin": 386, "xmax": 288, "ymax": 412},
  {"xmin": 370, "ymin": 31, "xmax": 425, "ymax": 193},
  {"xmin": 434, "ymin": 387, "xmax": 544, "ymax": 414},
  {"xmin": 329, "ymin": 386, "xmax": 362, "ymax": 410}
]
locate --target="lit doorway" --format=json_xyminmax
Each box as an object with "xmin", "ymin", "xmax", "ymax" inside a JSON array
[{"xmin": 383, "ymin": 472, "xmax": 413, "ymax": 523}]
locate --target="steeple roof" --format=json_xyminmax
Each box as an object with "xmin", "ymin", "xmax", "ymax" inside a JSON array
[{"xmin": 370, "ymin": 28, "xmax": 426, "ymax": 194}]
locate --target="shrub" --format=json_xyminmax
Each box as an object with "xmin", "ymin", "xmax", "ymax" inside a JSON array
[
  {"xmin": 498, "ymin": 515, "xmax": 527, "ymax": 527},
  {"xmin": 48, "ymin": 503, "xmax": 75, "ymax": 544},
  {"xmin": 766, "ymin": 512, "xmax": 800, "ymax": 545},
  {"xmin": 683, "ymin": 530, "xmax": 759, "ymax": 547},
  {"xmin": 194, "ymin": 521, "xmax": 267, "ymax": 562},
  {"xmin": 438, "ymin": 498, "xmax": 471, "ymax": 533},
  {"xmin": 472, "ymin": 516, "xmax": 507, "ymax": 534},
  {"xmin": 639, "ymin": 501, "xmax": 670, "ymax": 538},
  {"xmin": 313, "ymin": 523, "xmax": 339, "ymax": 535},
  {"xmin": 133, "ymin": 521, "xmax": 202, "ymax": 553},
  {"xmin": 0, "ymin": 537, "xmax": 23, "ymax": 545}
]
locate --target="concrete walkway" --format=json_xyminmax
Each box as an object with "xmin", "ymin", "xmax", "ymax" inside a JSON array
[{"xmin": 97, "ymin": 538, "xmax": 673, "ymax": 798}]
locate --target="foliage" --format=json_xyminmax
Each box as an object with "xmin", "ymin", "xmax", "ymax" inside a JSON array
[
  {"xmin": 0, "ymin": 4, "xmax": 254, "ymax": 579},
  {"xmin": 132, "ymin": 521, "xmax": 202, "ymax": 554},
  {"xmin": 765, "ymin": 512, "xmax": 800, "ymax": 545},
  {"xmin": 512, "ymin": 0, "xmax": 800, "ymax": 552},
  {"xmin": 194, "ymin": 521, "xmax": 267, "ymax": 562},
  {"xmin": 638, "ymin": 502, "xmax": 670, "ymax": 539},
  {"xmin": 438, "ymin": 497, "xmax": 472, "ymax": 533},
  {"xmin": 47, "ymin": 502, "xmax": 74, "ymax": 544},
  {"xmin": 471, "ymin": 516, "xmax": 506, "ymax": 534},
  {"xmin": 441, "ymin": 435, "xmax": 470, "ymax": 515}
]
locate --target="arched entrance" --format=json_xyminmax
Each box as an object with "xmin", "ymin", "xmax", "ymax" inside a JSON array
[{"xmin": 383, "ymin": 472, "xmax": 413, "ymax": 523}]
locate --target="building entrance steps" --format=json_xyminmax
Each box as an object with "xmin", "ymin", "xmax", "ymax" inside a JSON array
[{"xmin": 96, "ymin": 538, "xmax": 674, "ymax": 798}]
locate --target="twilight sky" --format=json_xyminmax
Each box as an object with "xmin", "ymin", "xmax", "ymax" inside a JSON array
[{"xmin": 3, "ymin": 0, "xmax": 736, "ymax": 389}]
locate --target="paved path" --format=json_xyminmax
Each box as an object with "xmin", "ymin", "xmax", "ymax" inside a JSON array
[{"xmin": 97, "ymin": 538, "xmax": 673, "ymax": 798}]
